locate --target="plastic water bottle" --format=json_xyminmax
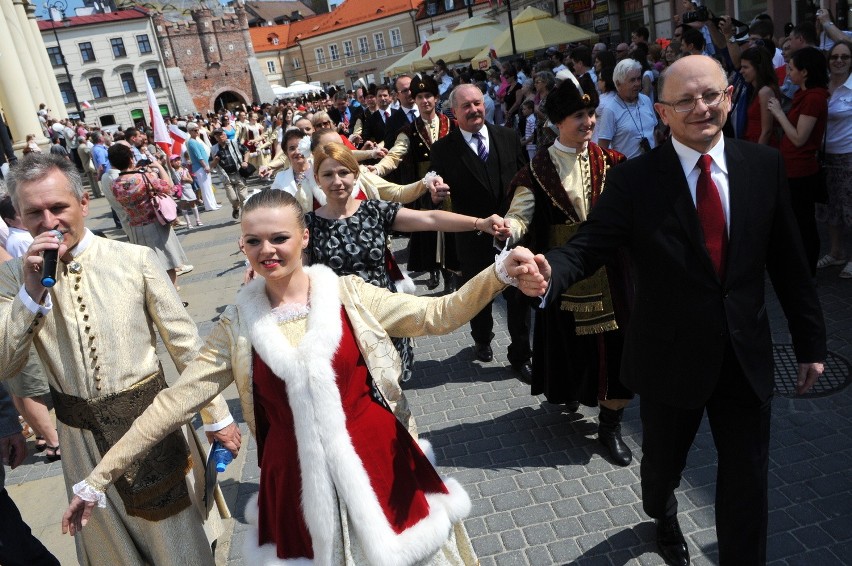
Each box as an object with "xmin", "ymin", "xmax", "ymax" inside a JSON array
[{"xmin": 211, "ymin": 440, "xmax": 233, "ymax": 473}]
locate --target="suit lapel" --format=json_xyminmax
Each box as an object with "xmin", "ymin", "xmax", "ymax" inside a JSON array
[
  {"xmin": 657, "ymin": 140, "xmax": 719, "ymax": 280},
  {"xmin": 457, "ymin": 129, "xmax": 489, "ymax": 189},
  {"xmin": 724, "ymin": 140, "xmax": 748, "ymax": 281}
]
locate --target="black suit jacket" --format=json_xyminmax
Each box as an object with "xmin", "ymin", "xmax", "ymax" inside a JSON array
[
  {"xmin": 384, "ymin": 108, "xmax": 413, "ymax": 149},
  {"xmin": 430, "ymin": 123, "xmax": 528, "ymax": 271},
  {"xmin": 546, "ymin": 139, "xmax": 826, "ymax": 408},
  {"xmin": 328, "ymin": 106, "xmax": 363, "ymax": 137},
  {"xmin": 363, "ymin": 108, "xmax": 404, "ymax": 145}
]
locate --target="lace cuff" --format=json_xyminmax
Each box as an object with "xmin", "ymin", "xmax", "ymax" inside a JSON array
[
  {"xmin": 73, "ymin": 479, "xmax": 107, "ymax": 508},
  {"xmin": 422, "ymin": 171, "xmax": 439, "ymax": 187},
  {"xmin": 494, "ymin": 246, "xmax": 518, "ymax": 287}
]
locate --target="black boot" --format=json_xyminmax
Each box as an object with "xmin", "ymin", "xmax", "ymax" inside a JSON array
[
  {"xmin": 426, "ymin": 269, "xmax": 440, "ymax": 290},
  {"xmin": 442, "ymin": 269, "xmax": 458, "ymax": 294},
  {"xmin": 597, "ymin": 406, "xmax": 632, "ymax": 466}
]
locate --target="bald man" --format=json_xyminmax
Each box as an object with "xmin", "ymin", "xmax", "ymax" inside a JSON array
[{"xmin": 519, "ymin": 55, "xmax": 825, "ymax": 565}]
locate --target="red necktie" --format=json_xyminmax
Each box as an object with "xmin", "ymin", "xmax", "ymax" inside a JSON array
[
  {"xmin": 696, "ymin": 154, "xmax": 727, "ymax": 279},
  {"xmin": 384, "ymin": 111, "xmax": 390, "ymax": 120}
]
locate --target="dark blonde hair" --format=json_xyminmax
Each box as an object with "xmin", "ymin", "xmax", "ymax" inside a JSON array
[
  {"xmin": 312, "ymin": 142, "xmax": 359, "ymax": 180},
  {"xmin": 243, "ymin": 189, "xmax": 306, "ymax": 229}
]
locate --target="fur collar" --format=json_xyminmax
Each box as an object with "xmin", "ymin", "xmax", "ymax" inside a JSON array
[{"xmin": 237, "ymin": 266, "xmax": 470, "ymax": 565}]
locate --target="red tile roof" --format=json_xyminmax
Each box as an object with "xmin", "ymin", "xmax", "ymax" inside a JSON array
[
  {"xmin": 250, "ymin": 0, "xmax": 422, "ymax": 51},
  {"xmin": 37, "ymin": 7, "xmax": 149, "ymax": 31}
]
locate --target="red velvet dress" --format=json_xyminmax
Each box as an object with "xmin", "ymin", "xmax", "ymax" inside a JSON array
[{"xmin": 251, "ymin": 308, "xmax": 447, "ymax": 560}]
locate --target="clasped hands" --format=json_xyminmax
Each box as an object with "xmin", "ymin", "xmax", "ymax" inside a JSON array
[{"xmin": 502, "ymin": 246, "xmax": 551, "ymax": 297}]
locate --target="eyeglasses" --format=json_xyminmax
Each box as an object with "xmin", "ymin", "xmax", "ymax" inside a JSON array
[
  {"xmin": 658, "ymin": 89, "xmax": 729, "ymax": 113},
  {"xmin": 830, "ymin": 54, "xmax": 851, "ymax": 61}
]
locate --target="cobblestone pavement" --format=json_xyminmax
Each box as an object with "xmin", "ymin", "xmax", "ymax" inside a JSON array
[{"xmin": 6, "ymin": 189, "xmax": 851, "ymax": 566}]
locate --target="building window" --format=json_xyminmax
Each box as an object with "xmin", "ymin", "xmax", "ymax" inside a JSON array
[
  {"xmin": 100, "ymin": 115, "xmax": 116, "ymax": 127},
  {"xmin": 390, "ymin": 28, "xmax": 402, "ymax": 48},
  {"xmin": 358, "ymin": 36, "xmax": 369, "ymax": 54},
  {"xmin": 328, "ymin": 44, "xmax": 339, "ymax": 61},
  {"xmin": 89, "ymin": 77, "xmax": 108, "ymax": 99},
  {"xmin": 267, "ymin": 60, "xmax": 276, "ymax": 73},
  {"xmin": 120, "ymin": 72, "xmax": 137, "ymax": 94},
  {"xmin": 444, "ymin": 0, "xmax": 454, "ymax": 10},
  {"xmin": 373, "ymin": 33, "xmax": 385, "ymax": 51},
  {"xmin": 111, "ymin": 38, "xmax": 127, "ymax": 58},
  {"xmin": 343, "ymin": 40, "xmax": 353, "ymax": 57},
  {"xmin": 315, "ymin": 47, "xmax": 326, "ymax": 64},
  {"xmin": 136, "ymin": 34, "xmax": 152, "ymax": 54},
  {"xmin": 293, "ymin": 58, "xmax": 301, "ymax": 69},
  {"xmin": 146, "ymin": 68, "xmax": 163, "ymax": 89},
  {"xmin": 79, "ymin": 42, "xmax": 95, "ymax": 62},
  {"xmin": 59, "ymin": 82, "xmax": 77, "ymax": 105},
  {"xmin": 47, "ymin": 46, "xmax": 63, "ymax": 66}
]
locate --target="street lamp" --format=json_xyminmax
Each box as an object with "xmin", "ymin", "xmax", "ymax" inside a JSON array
[{"xmin": 46, "ymin": 0, "xmax": 85, "ymax": 120}]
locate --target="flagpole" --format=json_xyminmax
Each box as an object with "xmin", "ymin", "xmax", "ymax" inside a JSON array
[{"xmin": 506, "ymin": 0, "xmax": 517, "ymax": 55}]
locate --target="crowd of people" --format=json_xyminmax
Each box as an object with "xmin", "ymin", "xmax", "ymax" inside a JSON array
[{"xmin": 0, "ymin": 4, "xmax": 847, "ymax": 565}]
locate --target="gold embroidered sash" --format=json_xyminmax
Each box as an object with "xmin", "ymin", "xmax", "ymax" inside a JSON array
[{"xmin": 51, "ymin": 370, "xmax": 192, "ymax": 521}]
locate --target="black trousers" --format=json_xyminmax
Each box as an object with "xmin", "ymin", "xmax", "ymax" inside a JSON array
[
  {"xmin": 639, "ymin": 344, "xmax": 770, "ymax": 565},
  {"xmin": 0, "ymin": 488, "xmax": 60, "ymax": 566},
  {"xmin": 457, "ymin": 233, "xmax": 531, "ymax": 364},
  {"xmin": 788, "ymin": 173, "xmax": 821, "ymax": 277}
]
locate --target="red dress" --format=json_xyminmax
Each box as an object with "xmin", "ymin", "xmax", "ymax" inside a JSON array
[
  {"xmin": 250, "ymin": 308, "xmax": 447, "ymax": 560},
  {"xmin": 743, "ymin": 96, "xmax": 778, "ymax": 147}
]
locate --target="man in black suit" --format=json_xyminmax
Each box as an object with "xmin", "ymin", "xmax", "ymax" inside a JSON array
[
  {"xmin": 385, "ymin": 75, "xmax": 419, "ymax": 149},
  {"xmin": 517, "ymin": 55, "xmax": 826, "ymax": 565},
  {"xmin": 328, "ymin": 91, "xmax": 362, "ymax": 138},
  {"xmin": 362, "ymin": 84, "xmax": 405, "ymax": 147},
  {"xmin": 429, "ymin": 84, "xmax": 532, "ymax": 378}
]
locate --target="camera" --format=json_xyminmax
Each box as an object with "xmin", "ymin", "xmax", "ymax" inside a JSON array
[{"xmin": 682, "ymin": 5, "xmax": 709, "ymax": 23}]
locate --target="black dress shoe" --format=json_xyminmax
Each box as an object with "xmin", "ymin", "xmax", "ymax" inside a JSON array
[
  {"xmin": 510, "ymin": 361, "xmax": 533, "ymax": 384},
  {"xmin": 597, "ymin": 407, "xmax": 633, "ymax": 467},
  {"xmin": 656, "ymin": 515, "xmax": 690, "ymax": 566},
  {"xmin": 472, "ymin": 342, "xmax": 493, "ymax": 362},
  {"xmin": 565, "ymin": 401, "xmax": 581, "ymax": 412},
  {"xmin": 426, "ymin": 270, "xmax": 440, "ymax": 290}
]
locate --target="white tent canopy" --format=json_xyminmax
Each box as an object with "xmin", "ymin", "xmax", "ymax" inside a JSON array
[
  {"xmin": 383, "ymin": 29, "xmax": 449, "ymax": 76},
  {"xmin": 273, "ymin": 81, "xmax": 324, "ymax": 98}
]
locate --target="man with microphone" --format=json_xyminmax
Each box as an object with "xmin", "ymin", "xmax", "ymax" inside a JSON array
[{"xmin": 0, "ymin": 154, "xmax": 240, "ymax": 566}]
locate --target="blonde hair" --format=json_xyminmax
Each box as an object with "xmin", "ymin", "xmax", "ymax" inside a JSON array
[{"xmin": 312, "ymin": 142, "xmax": 359, "ymax": 179}]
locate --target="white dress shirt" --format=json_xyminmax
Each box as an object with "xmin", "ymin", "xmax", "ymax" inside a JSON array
[
  {"xmin": 460, "ymin": 126, "xmax": 490, "ymax": 158},
  {"xmin": 671, "ymin": 136, "xmax": 731, "ymax": 234}
]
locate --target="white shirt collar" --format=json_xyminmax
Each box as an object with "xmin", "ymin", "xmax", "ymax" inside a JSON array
[
  {"xmin": 551, "ymin": 139, "xmax": 587, "ymax": 154},
  {"xmin": 460, "ymin": 125, "xmax": 489, "ymax": 143},
  {"xmin": 69, "ymin": 228, "xmax": 95, "ymax": 258},
  {"xmin": 671, "ymin": 136, "xmax": 728, "ymax": 178}
]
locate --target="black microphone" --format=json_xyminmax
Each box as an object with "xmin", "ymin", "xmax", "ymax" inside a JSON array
[{"xmin": 40, "ymin": 229, "xmax": 62, "ymax": 288}]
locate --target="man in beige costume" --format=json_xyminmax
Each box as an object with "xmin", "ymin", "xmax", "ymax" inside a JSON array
[{"xmin": 0, "ymin": 154, "xmax": 241, "ymax": 566}]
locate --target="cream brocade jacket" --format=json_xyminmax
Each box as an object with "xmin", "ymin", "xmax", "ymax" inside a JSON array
[
  {"xmin": 0, "ymin": 233, "xmax": 229, "ymax": 425},
  {"xmin": 82, "ymin": 263, "xmax": 507, "ymax": 493}
]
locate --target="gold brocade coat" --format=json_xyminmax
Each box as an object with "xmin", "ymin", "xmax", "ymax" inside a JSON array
[{"xmin": 0, "ymin": 232, "xmax": 231, "ymax": 566}]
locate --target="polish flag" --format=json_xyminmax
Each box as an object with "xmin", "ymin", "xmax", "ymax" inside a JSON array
[
  {"xmin": 168, "ymin": 124, "xmax": 189, "ymax": 157},
  {"xmin": 421, "ymin": 39, "xmax": 430, "ymax": 57},
  {"xmin": 146, "ymin": 81, "xmax": 172, "ymax": 155},
  {"xmin": 81, "ymin": 100, "xmax": 93, "ymax": 109}
]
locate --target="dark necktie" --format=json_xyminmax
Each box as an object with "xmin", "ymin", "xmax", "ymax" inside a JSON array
[
  {"xmin": 408, "ymin": 110, "xmax": 416, "ymax": 123},
  {"xmin": 384, "ymin": 110, "xmax": 390, "ymax": 121},
  {"xmin": 696, "ymin": 154, "xmax": 727, "ymax": 279},
  {"xmin": 474, "ymin": 131, "xmax": 489, "ymax": 162}
]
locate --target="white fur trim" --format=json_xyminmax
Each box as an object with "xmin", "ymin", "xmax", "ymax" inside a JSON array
[
  {"xmin": 237, "ymin": 265, "xmax": 471, "ymax": 566},
  {"xmin": 244, "ymin": 492, "xmax": 260, "ymax": 527},
  {"xmin": 417, "ymin": 438, "xmax": 436, "ymax": 466},
  {"xmin": 394, "ymin": 270, "xmax": 417, "ymax": 295}
]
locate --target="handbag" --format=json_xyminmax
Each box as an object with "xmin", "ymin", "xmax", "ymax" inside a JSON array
[
  {"xmin": 238, "ymin": 162, "xmax": 256, "ymax": 179},
  {"xmin": 122, "ymin": 170, "xmax": 178, "ymax": 225}
]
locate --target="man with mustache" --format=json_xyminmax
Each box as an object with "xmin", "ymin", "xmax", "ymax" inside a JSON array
[{"xmin": 428, "ymin": 84, "xmax": 533, "ymax": 381}]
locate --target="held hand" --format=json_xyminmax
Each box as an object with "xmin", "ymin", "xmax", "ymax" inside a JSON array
[
  {"xmin": 371, "ymin": 147, "xmax": 388, "ymax": 159},
  {"xmin": 496, "ymin": 218, "xmax": 513, "ymax": 242},
  {"xmin": 241, "ymin": 162, "xmax": 249, "ymax": 169},
  {"xmin": 206, "ymin": 423, "xmax": 242, "ymax": 457},
  {"xmin": 796, "ymin": 362, "xmax": 824, "ymax": 395},
  {"xmin": 361, "ymin": 140, "xmax": 375, "ymax": 150},
  {"xmin": 0, "ymin": 432, "xmax": 26, "ymax": 468},
  {"xmin": 766, "ymin": 97, "xmax": 781, "ymax": 117},
  {"xmin": 430, "ymin": 179, "xmax": 450, "ymax": 204},
  {"xmin": 718, "ymin": 15, "xmax": 733, "ymax": 37},
  {"xmin": 258, "ymin": 165, "xmax": 272, "ymax": 178},
  {"xmin": 816, "ymin": 8, "xmax": 830, "ymax": 24},
  {"xmin": 349, "ymin": 134, "xmax": 364, "ymax": 146},
  {"xmin": 481, "ymin": 214, "xmax": 511, "ymax": 240},
  {"xmin": 23, "ymin": 230, "xmax": 67, "ymax": 303},
  {"xmin": 365, "ymin": 165, "xmax": 379, "ymax": 174},
  {"xmin": 62, "ymin": 495, "xmax": 97, "ymax": 536},
  {"xmin": 503, "ymin": 247, "xmax": 550, "ymax": 296}
]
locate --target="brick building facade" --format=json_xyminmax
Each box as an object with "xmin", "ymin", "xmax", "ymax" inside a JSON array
[{"xmin": 153, "ymin": 4, "xmax": 275, "ymax": 113}]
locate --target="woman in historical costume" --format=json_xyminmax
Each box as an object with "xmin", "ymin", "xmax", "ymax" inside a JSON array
[
  {"xmin": 107, "ymin": 144, "xmax": 188, "ymax": 286},
  {"xmin": 63, "ymin": 188, "xmax": 535, "ymax": 565},
  {"xmin": 306, "ymin": 140, "xmax": 508, "ymax": 382},
  {"xmin": 240, "ymin": 112, "xmax": 271, "ymax": 171},
  {"xmin": 505, "ymin": 78, "xmax": 635, "ymax": 466}
]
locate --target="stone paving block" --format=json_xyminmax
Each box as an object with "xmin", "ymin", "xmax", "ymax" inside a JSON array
[
  {"xmin": 514, "ymin": 471, "xmax": 545, "ymax": 490},
  {"xmin": 479, "ymin": 476, "xmax": 517, "ymax": 497},
  {"xmin": 472, "ymin": 533, "xmax": 504, "ymax": 558},
  {"xmin": 767, "ymin": 531, "xmax": 808, "ymax": 561},
  {"xmin": 576, "ymin": 531, "xmax": 613, "ymax": 555},
  {"xmin": 820, "ymin": 515, "xmax": 852, "ymax": 541},
  {"xmin": 581, "ymin": 473, "xmax": 613, "ymax": 493},
  {"xmin": 786, "ymin": 548, "xmax": 847, "ymax": 566},
  {"xmin": 604, "ymin": 485, "xmax": 639, "ymax": 507},
  {"xmin": 552, "ymin": 496, "xmax": 584, "ymax": 520},
  {"xmin": 491, "ymin": 489, "xmax": 534, "ymax": 512},
  {"xmin": 578, "ymin": 491, "xmax": 611, "ymax": 513},
  {"xmin": 578, "ymin": 509, "xmax": 615, "ymax": 533},
  {"xmin": 500, "ymin": 529, "xmax": 527, "ymax": 551},
  {"xmin": 530, "ymin": 484, "xmax": 562, "ymax": 504},
  {"xmin": 607, "ymin": 506, "xmax": 643, "ymax": 528},
  {"xmin": 510, "ymin": 503, "xmax": 556, "ymax": 528},
  {"xmin": 547, "ymin": 538, "xmax": 583, "ymax": 564},
  {"xmin": 485, "ymin": 511, "xmax": 516, "ymax": 534},
  {"xmin": 523, "ymin": 545, "xmax": 554, "ymax": 565}
]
